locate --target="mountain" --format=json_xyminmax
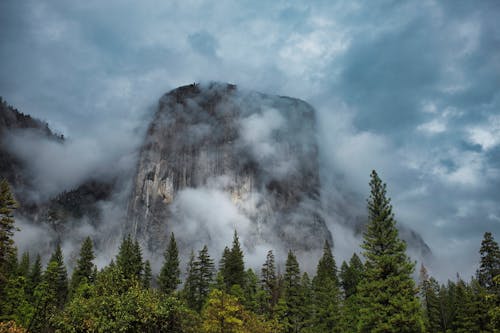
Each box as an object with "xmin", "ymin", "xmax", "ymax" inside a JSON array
[
  {"xmin": 1, "ymin": 85, "xmax": 431, "ymax": 261},
  {"xmin": 127, "ymin": 83, "xmax": 332, "ymax": 253},
  {"xmin": 0, "ymin": 97, "xmax": 114, "ymax": 233}
]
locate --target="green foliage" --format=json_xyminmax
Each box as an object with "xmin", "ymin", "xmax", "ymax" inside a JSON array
[
  {"xmin": 311, "ymin": 240, "xmax": 341, "ymax": 332},
  {"xmin": 17, "ymin": 253, "xmax": 29, "ymax": 279},
  {"xmin": 340, "ymin": 253, "xmax": 363, "ymax": 299},
  {"xmin": 46, "ymin": 243, "xmax": 68, "ymax": 309},
  {"xmin": 0, "ymin": 179, "xmax": 18, "ymax": 297},
  {"xmin": 183, "ymin": 250, "xmax": 198, "ymax": 310},
  {"xmin": 197, "ymin": 245, "xmax": 215, "ymax": 304},
  {"xmin": 261, "ymin": 250, "xmax": 279, "ymax": 315},
  {"xmin": 57, "ymin": 264, "xmax": 200, "ymax": 332},
  {"xmin": 357, "ymin": 170, "xmax": 424, "ymax": 332},
  {"xmin": 418, "ymin": 265, "xmax": 442, "ymax": 333},
  {"xmin": 283, "ymin": 250, "xmax": 303, "ymax": 333},
  {"xmin": 1, "ymin": 172, "xmax": 499, "ymax": 332},
  {"xmin": 159, "ymin": 232, "xmax": 181, "ymax": 294},
  {"xmin": 478, "ymin": 232, "xmax": 500, "ymax": 291},
  {"xmin": 242, "ymin": 269, "xmax": 260, "ymax": 313},
  {"xmin": 182, "ymin": 245, "xmax": 215, "ymax": 312},
  {"xmin": 27, "ymin": 254, "xmax": 42, "ymax": 302},
  {"xmin": 221, "ymin": 231, "xmax": 246, "ymax": 291},
  {"xmin": 143, "ymin": 260, "xmax": 152, "ymax": 289},
  {"xmin": 70, "ymin": 236, "xmax": 95, "ymax": 296},
  {"xmin": 116, "ymin": 234, "xmax": 143, "ymax": 281},
  {"xmin": 202, "ymin": 288, "xmax": 278, "ymax": 333}
]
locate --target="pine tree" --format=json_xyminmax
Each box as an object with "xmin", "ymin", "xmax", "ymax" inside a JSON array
[
  {"xmin": 300, "ymin": 272, "xmax": 314, "ymax": 332},
  {"xmin": 46, "ymin": 243, "xmax": 69, "ymax": 309},
  {"xmin": 468, "ymin": 278, "xmax": 493, "ymax": 332},
  {"xmin": 283, "ymin": 250, "xmax": 302, "ymax": 333},
  {"xmin": 142, "ymin": 260, "xmax": 152, "ymax": 289},
  {"xmin": 70, "ymin": 236, "xmax": 95, "ymax": 295},
  {"xmin": 183, "ymin": 250, "xmax": 198, "ymax": 311},
  {"xmin": 357, "ymin": 170, "xmax": 424, "ymax": 332},
  {"xmin": 340, "ymin": 253, "xmax": 363, "ymax": 299},
  {"xmin": 0, "ymin": 179, "xmax": 18, "ymax": 291},
  {"xmin": 418, "ymin": 265, "xmax": 441, "ymax": 333},
  {"xmin": 18, "ymin": 251, "xmax": 30, "ymax": 278},
  {"xmin": 28, "ymin": 254, "xmax": 42, "ymax": 301},
  {"xmin": 311, "ymin": 240, "xmax": 341, "ymax": 333},
  {"xmin": 243, "ymin": 268, "xmax": 260, "ymax": 312},
  {"xmin": 222, "ymin": 230, "xmax": 245, "ymax": 291},
  {"xmin": 158, "ymin": 232, "xmax": 181, "ymax": 294},
  {"xmin": 451, "ymin": 278, "xmax": 475, "ymax": 332},
  {"xmin": 477, "ymin": 231, "xmax": 500, "ymax": 291},
  {"xmin": 261, "ymin": 250, "xmax": 278, "ymax": 311},
  {"xmin": 116, "ymin": 234, "xmax": 143, "ymax": 281},
  {"xmin": 196, "ymin": 244, "xmax": 215, "ymax": 310}
]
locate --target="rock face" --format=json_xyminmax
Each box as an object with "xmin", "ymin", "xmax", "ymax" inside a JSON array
[{"xmin": 127, "ymin": 83, "xmax": 332, "ymax": 253}]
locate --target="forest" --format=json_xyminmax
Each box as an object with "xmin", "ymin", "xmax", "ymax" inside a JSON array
[{"xmin": 0, "ymin": 170, "xmax": 499, "ymax": 332}]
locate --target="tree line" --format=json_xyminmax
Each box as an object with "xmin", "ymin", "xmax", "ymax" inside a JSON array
[{"xmin": 0, "ymin": 171, "xmax": 499, "ymax": 332}]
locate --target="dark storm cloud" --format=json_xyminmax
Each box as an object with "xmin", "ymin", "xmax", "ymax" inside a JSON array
[{"xmin": 1, "ymin": 0, "xmax": 499, "ymax": 279}]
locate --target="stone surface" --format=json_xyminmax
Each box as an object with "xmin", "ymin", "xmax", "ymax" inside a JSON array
[{"xmin": 127, "ymin": 83, "xmax": 332, "ymax": 253}]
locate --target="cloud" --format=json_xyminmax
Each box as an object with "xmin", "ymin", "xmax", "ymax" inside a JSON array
[{"xmin": 1, "ymin": 0, "xmax": 499, "ymax": 280}]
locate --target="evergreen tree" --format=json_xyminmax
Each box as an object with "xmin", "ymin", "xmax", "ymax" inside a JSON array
[
  {"xmin": 196, "ymin": 244, "xmax": 215, "ymax": 310},
  {"xmin": 357, "ymin": 170, "xmax": 424, "ymax": 332},
  {"xmin": 17, "ymin": 251, "xmax": 30, "ymax": 278},
  {"xmin": 70, "ymin": 236, "xmax": 95, "ymax": 295},
  {"xmin": 300, "ymin": 272, "xmax": 314, "ymax": 332},
  {"xmin": 450, "ymin": 278, "xmax": 475, "ymax": 332},
  {"xmin": 261, "ymin": 250, "xmax": 278, "ymax": 311},
  {"xmin": 158, "ymin": 232, "xmax": 181, "ymax": 294},
  {"xmin": 311, "ymin": 240, "xmax": 341, "ymax": 333},
  {"xmin": 46, "ymin": 243, "xmax": 69, "ymax": 309},
  {"xmin": 28, "ymin": 254, "xmax": 42, "ymax": 301},
  {"xmin": 142, "ymin": 260, "xmax": 152, "ymax": 289},
  {"xmin": 116, "ymin": 234, "xmax": 143, "ymax": 281},
  {"xmin": 418, "ymin": 265, "xmax": 441, "ymax": 333},
  {"xmin": 243, "ymin": 268, "xmax": 260, "ymax": 313},
  {"xmin": 283, "ymin": 250, "xmax": 302, "ymax": 333},
  {"xmin": 222, "ymin": 230, "xmax": 245, "ymax": 291},
  {"xmin": 0, "ymin": 179, "xmax": 18, "ymax": 293},
  {"xmin": 219, "ymin": 246, "xmax": 230, "ymax": 277},
  {"xmin": 340, "ymin": 253, "xmax": 363, "ymax": 299},
  {"xmin": 468, "ymin": 278, "xmax": 493, "ymax": 332},
  {"xmin": 477, "ymin": 231, "xmax": 500, "ymax": 291},
  {"xmin": 183, "ymin": 250, "xmax": 198, "ymax": 311}
]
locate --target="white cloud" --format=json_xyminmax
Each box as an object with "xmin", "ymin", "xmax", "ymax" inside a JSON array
[{"xmin": 467, "ymin": 116, "xmax": 500, "ymax": 151}]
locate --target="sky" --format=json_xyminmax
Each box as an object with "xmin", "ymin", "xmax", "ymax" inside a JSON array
[{"xmin": 1, "ymin": 0, "xmax": 499, "ymax": 280}]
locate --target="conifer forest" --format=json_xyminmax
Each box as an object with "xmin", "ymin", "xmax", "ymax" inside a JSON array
[{"xmin": 1, "ymin": 171, "xmax": 499, "ymax": 332}]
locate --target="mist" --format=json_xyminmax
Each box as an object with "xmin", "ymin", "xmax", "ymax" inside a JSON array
[{"xmin": 1, "ymin": 0, "xmax": 499, "ymax": 282}]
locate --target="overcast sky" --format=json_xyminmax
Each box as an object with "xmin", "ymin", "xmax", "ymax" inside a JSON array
[{"xmin": 1, "ymin": 0, "xmax": 499, "ymax": 280}]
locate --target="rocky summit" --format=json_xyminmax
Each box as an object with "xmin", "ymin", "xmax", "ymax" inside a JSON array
[{"xmin": 127, "ymin": 83, "xmax": 332, "ymax": 253}]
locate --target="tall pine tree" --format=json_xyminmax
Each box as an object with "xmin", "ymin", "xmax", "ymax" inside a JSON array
[
  {"xmin": 357, "ymin": 170, "xmax": 424, "ymax": 332},
  {"xmin": 261, "ymin": 250, "xmax": 279, "ymax": 312},
  {"xmin": 282, "ymin": 250, "xmax": 302, "ymax": 333},
  {"xmin": 45, "ymin": 243, "xmax": 69, "ymax": 309},
  {"xmin": 222, "ymin": 230, "xmax": 245, "ymax": 291},
  {"xmin": 158, "ymin": 232, "xmax": 181, "ymax": 294},
  {"xmin": 116, "ymin": 234, "xmax": 143, "ymax": 281},
  {"xmin": 0, "ymin": 179, "xmax": 18, "ymax": 295},
  {"xmin": 312, "ymin": 240, "xmax": 341, "ymax": 333},
  {"xmin": 418, "ymin": 265, "xmax": 441, "ymax": 333},
  {"xmin": 70, "ymin": 236, "xmax": 95, "ymax": 295},
  {"xmin": 196, "ymin": 244, "xmax": 215, "ymax": 311},
  {"xmin": 340, "ymin": 253, "xmax": 363, "ymax": 299},
  {"xmin": 477, "ymin": 231, "xmax": 500, "ymax": 291}
]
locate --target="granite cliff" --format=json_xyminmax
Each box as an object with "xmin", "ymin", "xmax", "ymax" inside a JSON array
[{"xmin": 127, "ymin": 83, "xmax": 332, "ymax": 253}]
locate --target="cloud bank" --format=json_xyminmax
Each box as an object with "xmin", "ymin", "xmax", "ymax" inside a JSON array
[{"xmin": 1, "ymin": 0, "xmax": 500, "ymax": 280}]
